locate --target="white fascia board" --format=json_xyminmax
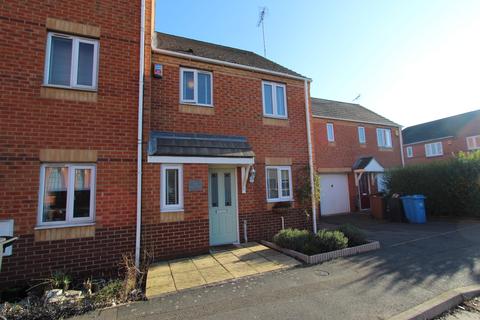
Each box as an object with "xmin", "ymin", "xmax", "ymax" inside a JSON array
[
  {"xmin": 147, "ymin": 156, "xmax": 254, "ymax": 165},
  {"xmin": 312, "ymin": 115, "xmax": 400, "ymax": 128}
]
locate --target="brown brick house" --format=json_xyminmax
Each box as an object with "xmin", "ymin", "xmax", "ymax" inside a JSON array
[
  {"xmin": 310, "ymin": 98, "xmax": 403, "ymax": 214},
  {"xmin": 402, "ymin": 110, "xmax": 480, "ymax": 165},
  {"xmin": 0, "ymin": 0, "xmax": 156, "ymax": 285},
  {"xmin": 141, "ymin": 33, "xmax": 316, "ymax": 261}
]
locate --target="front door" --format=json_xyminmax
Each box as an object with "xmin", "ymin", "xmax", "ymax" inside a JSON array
[
  {"xmin": 359, "ymin": 173, "xmax": 371, "ymax": 210},
  {"xmin": 209, "ymin": 168, "xmax": 238, "ymax": 246}
]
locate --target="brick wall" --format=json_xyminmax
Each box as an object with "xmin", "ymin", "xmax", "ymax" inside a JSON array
[{"xmin": 0, "ymin": 0, "xmax": 149, "ymax": 285}]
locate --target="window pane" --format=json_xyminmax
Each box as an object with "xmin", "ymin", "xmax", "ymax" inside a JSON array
[
  {"xmin": 267, "ymin": 168, "xmax": 278, "ymax": 199},
  {"xmin": 73, "ymin": 168, "xmax": 92, "ymax": 218},
  {"xmin": 197, "ymin": 73, "xmax": 211, "ymax": 105},
  {"xmin": 43, "ymin": 167, "xmax": 68, "ymax": 222},
  {"xmin": 211, "ymin": 173, "xmax": 218, "ymax": 207},
  {"xmin": 358, "ymin": 127, "xmax": 365, "ymax": 143},
  {"xmin": 182, "ymin": 71, "xmax": 195, "ymax": 100},
  {"xmin": 327, "ymin": 124, "xmax": 334, "ymax": 141},
  {"xmin": 224, "ymin": 173, "xmax": 231, "ymax": 206},
  {"xmin": 166, "ymin": 169, "xmax": 178, "ymax": 205},
  {"xmin": 281, "ymin": 170, "xmax": 290, "ymax": 197},
  {"xmin": 263, "ymin": 84, "xmax": 273, "ymax": 115},
  {"xmin": 77, "ymin": 42, "xmax": 94, "ymax": 86},
  {"xmin": 385, "ymin": 129, "xmax": 392, "ymax": 147},
  {"xmin": 49, "ymin": 36, "xmax": 72, "ymax": 86},
  {"xmin": 276, "ymin": 86, "xmax": 286, "ymax": 116}
]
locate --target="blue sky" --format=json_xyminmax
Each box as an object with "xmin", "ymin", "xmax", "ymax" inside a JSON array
[{"xmin": 155, "ymin": 0, "xmax": 480, "ymax": 127}]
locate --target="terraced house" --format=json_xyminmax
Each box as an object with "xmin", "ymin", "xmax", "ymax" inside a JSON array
[{"xmin": 0, "ymin": 1, "xmax": 317, "ymax": 285}]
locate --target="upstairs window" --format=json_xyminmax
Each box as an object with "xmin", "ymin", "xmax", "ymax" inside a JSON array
[
  {"xmin": 406, "ymin": 146, "xmax": 413, "ymax": 158},
  {"xmin": 266, "ymin": 166, "xmax": 292, "ymax": 202},
  {"xmin": 161, "ymin": 164, "xmax": 184, "ymax": 212},
  {"xmin": 326, "ymin": 123, "xmax": 335, "ymax": 142},
  {"xmin": 358, "ymin": 126, "xmax": 366, "ymax": 144},
  {"xmin": 376, "ymin": 128, "xmax": 392, "ymax": 148},
  {"xmin": 44, "ymin": 33, "xmax": 99, "ymax": 90},
  {"xmin": 262, "ymin": 81, "xmax": 287, "ymax": 118},
  {"xmin": 425, "ymin": 142, "xmax": 443, "ymax": 157},
  {"xmin": 466, "ymin": 135, "xmax": 480, "ymax": 150},
  {"xmin": 38, "ymin": 164, "xmax": 96, "ymax": 226},
  {"xmin": 180, "ymin": 68, "xmax": 213, "ymax": 106}
]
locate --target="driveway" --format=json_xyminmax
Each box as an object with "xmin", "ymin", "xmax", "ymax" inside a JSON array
[{"xmin": 78, "ymin": 214, "xmax": 480, "ymax": 320}]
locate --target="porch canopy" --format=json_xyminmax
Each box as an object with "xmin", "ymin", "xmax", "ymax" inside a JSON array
[
  {"xmin": 352, "ymin": 156, "xmax": 384, "ymax": 187},
  {"xmin": 147, "ymin": 131, "xmax": 255, "ymax": 192}
]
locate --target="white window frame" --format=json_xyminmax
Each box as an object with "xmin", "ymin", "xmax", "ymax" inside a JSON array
[
  {"xmin": 160, "ymin": 164, "xmax": 184, "ymax": 212},
  {"xmin": 406, "ymin": 146, "xmax": 413, "ymax": 158},
  {"xmin": 262, "ymin": 81, "xmax": 288, "ymax": 119},
  {"xmin": 265, "ymin": 166, "xmax": 293, "ymax": 202},
  {"xmin": 358, "ymin": 126, "xmax": 366, "ymax": 144},
  {"xmin": 44, "ymin": 32, "xmax": 99, "ymax": 90},
  {"xmin": 425, "ymin": 142, "xmax": 443, "ymax": 157},
  {"xmin": 179, "ymin": 68, "xmax": 213, "ymax": 106},
  {"xmin": 37, "ymin": 164, "xmax": 96, "ymax": 227},
  {"xmin": 466, "ymin": 135, "xmax": 480, "ymax": 150},
  {"xmin": 326, "ymin": 123, "xmax": 335, "ymax": 142},
  {"xmin": 376, "ymin": 128, "xmax": 392, "ymax": 148}
]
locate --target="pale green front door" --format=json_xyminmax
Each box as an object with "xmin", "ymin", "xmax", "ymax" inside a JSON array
[{"xmin": 209, "ymin": 168, "xmax": 238, "ymax": 246}]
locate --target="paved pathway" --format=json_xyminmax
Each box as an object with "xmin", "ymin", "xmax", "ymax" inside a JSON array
[
  {"xmin": 77, "ymin": 214, "xmax": 480, "ymax": 320},
  {"xmin": 146, "ymin": 243, "xmax": 300, "ymax": 298}
]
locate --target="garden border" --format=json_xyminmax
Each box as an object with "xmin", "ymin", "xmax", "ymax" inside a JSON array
[{"xmin": 261, "ymin": 240, "xmax": 381, "ymax": 264}]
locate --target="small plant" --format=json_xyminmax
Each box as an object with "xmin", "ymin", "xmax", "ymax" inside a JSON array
[
  {"xmin": 50, "ymin": 272, "xmax": 72, "ymax": 290},
  {"xmin": 273, "ymin": 228, "xmax": 312, "ymax": 252},
  {"xmin": 93, "ymin": 280, "xmax": 124, "ymax": 305},
  {"xmin": 313, "ymin": 230, "xmax": 348, "ymax": 253},
  {"xmin": 336, "ymin": 224, "xmax": 367, "ymax": 247}
]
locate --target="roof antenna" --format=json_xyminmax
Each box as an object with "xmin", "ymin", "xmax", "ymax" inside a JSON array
[
  {"xmin": 257, "ymin": 7, "xmax": 268, "ymax": 58},
  {"xmin": 352, "ymin": 94, "xmax": 361, "ymax": 102}
]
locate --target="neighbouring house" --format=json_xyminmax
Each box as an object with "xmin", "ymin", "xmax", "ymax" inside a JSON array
[
  {"xmin": 0, "ymin": 0, "xmax": 155, "ymax": 285},
  {"xmin": 311, "ymin": 98, "xmax": 403, "ymax": 215},
  {"xmin": 141, "ymin": 32, "xmax": 315, "ymax": 260},
  {"xmin": 402, "ymin": 110, "xmax": 480, "ymax": 165}
]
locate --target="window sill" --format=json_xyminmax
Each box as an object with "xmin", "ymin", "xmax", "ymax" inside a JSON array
[
  {"xmin": 328, "ymin": 142, "xmax": 336, "ymax": 146},
  {"xmin": 378, "ymin": 147, "xmax": 393, "ymax": 152},
  {"xmin": 34, "ymin": 222, "xmax": 95, "ymax": 230},
  {"xmin": 263, "ymin": 117, "xmax": 289, "ymax": 127},
  {"xmin": 180, "ymin": 102, "xmax": 213, "ymax": 108},
  {"xmin": 179, "ymin": 104, "xmax": 215, "ymax": 115},
  {"xmin": 426, "ymin": 155, "xmax": 444, "ymax": 158},
  {"xmin": 41, "ymin": 86, "xmax": 98, "ymax": 102},
  {"xmin": 34, "ymin": 223, "xmax": 95, "ymax": 242},
  {"xmin": 160, "ymin": 208, "xmax": 184, "ymax": 213},
  {"xmin": 267, "ymin": 198, "xmax": 293, "ymax": 203}
]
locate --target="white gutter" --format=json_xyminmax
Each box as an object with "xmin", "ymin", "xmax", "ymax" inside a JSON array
[
  {"xmin": 304, "ymin": 80, "xmax": 317, "ymax": 233},
  {"xmin": 152, "ymin": 47, "xmax": 311, "ymax": 82},
  {"xmin": 135, "ymin": 0, "xmax": 146, "ymax": 268},
  {"xmin": 402, "ymin": 136, "xmax": 454, "ymax": 146},
  {"xmin": 312, "ymin": 115, "xmax": 399, "ymax": 128},
  {"xmin": 398, "ymin": 126, "xmax": 405, "ymax": 167}
]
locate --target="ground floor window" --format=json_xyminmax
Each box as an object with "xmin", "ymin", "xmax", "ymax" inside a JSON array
[
  {"xmin": 161, "ymin": 164, "xmax": 183, "ymax": 212},
  {"xmin": 38, "ymin": 164, "xmax": 96, "ymax": 226},
  {"xmin": 266, "ymin": 166, "xmax": 292, "ymax": 202}
]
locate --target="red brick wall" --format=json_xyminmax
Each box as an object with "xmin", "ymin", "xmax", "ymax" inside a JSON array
[
  {"xmin": 0, "ymin": 0, "xmax": 148, "ymax": 285},
  {"xmin": 403, "ymin": 116, "xmax": 480, "ymax": 165},
  {"xmin": 140, "ymin": 53, "xmax": 312, "ymax": 259}
]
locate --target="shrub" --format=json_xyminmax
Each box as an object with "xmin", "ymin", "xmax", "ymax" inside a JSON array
[
  {"xmin": 385, "ymin": 153, "xmax": 480, "ymax": 217},
  {"xmin": 336, "ymin": 224, "xmax": 367, "ymax": 247},
  {"xmin": 313, "ymin": 230, "xmax": 348, "ymax": 253},
  {"xmin": 273, "ymin": 228, "xmax": 311, "ymax": 252}
]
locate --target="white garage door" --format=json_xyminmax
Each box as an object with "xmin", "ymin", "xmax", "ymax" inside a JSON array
[{"xmin": 320, "ymin": 174, "xmax": 350, "ymax": 216}]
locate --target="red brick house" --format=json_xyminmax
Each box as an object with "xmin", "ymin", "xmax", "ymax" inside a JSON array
[
  {"xmin": 310, "ymin": 98, "xmax": 403, "ymax": 214},
  {"xmin": 0, "ymin": 0, "xmax": 156, "ymax": 285},
  {"xmin": 402, "ymin": 110, "xmax": 480, "ymax": 165},
  {"xmin": 141, "ymin": 33, "xmax": 316, "ymax": 261},
  {"xmin": 0, "ymin": 0, "xmax": 318, "ymax": 285}
]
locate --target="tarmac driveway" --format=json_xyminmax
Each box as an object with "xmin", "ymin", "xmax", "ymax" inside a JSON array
[{"xmin": 78, "ymin": 214, "xmax": 480, "ymax": 320}]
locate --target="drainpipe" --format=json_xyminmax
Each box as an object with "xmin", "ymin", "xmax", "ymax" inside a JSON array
[
  {"xmin": 304, "ymin": 80, "xmax": 318, "ymax": 233},
  {"xmin": 398, "ymin": 126, "xmax": 405, "ymax": 168},
  {"xmin": 135, "ymin": 0, "xmax": 146, "ymax": 268}
]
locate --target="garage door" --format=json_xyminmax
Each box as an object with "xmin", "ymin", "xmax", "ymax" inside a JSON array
[{"xmin": 319, "ymin": 174, "xmax": 350, "ymax": 216}]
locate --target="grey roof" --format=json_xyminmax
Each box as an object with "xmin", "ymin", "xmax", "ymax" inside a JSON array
[
  {"xmin": 153, "ymin": 32, "xmax": 306, "ymax": 78},
  {"xmin": 311, "ymin": 98, "xmax": 399, "ymax": 127},
  {"xmin": 352, "ymin": 157, "xmax": 374, "ymax": 170},
  {"xmin": 149, "ymin": 132, "xmax": 255, "ymax": 158},
  {"xmin": 402, "ymin": 110, "xmax": 480, "ymax": 145}
]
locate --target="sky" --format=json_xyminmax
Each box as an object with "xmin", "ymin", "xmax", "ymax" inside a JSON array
[{"xmin": 155, "ymin": 0, "xmax": 480, "ymax": 127}]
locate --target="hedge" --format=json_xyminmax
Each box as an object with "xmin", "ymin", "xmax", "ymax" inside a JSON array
[{"xmin": 384, "ymin": 151, "xmax": 480, "ymax": 217}]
